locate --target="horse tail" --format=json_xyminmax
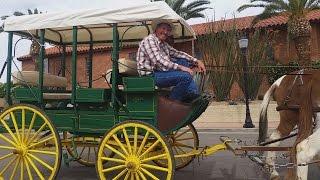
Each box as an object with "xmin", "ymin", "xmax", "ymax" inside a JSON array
[{"xmin": 258, "ymin": 76, "xmax": 284, "ymax": 144}]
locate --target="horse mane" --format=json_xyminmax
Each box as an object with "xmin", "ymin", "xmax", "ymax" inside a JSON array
[{"xmin": 295, "ymin": 75, "xmax": 314, "ymax": 145}]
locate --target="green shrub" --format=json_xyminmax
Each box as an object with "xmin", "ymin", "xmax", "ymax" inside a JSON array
[
  {"xmin": 266, "ymin": 60, "xmax": 320, "ymax": 84},
  {"xmin": 266, "ymin": 61, "xmax": 300, "ymax": 84},
  {"xmin": 197, "ymin": 26, "xmax": 238, "ymax": 101},
  {"xmin": 311, "ymin": 60, "xmax": 320, "ymax": 69}
]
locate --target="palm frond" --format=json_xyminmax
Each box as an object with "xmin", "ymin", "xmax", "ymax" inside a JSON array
[
  {"xmin": 250, "ymin": 0, "xmax": 272, "ymax": 2},
  {"xmin": 308, "ymin": 4, "xmax": 320, "ymax": 10},
  {"xmin": 252, "ymin": 9, "xmax": 279, "ymax": 24},
  {"xmin": 27, "ymin": 9, "xmax": 32, "ymax": 15},
  {"xmin": 184, "ymin": 7, "xmax": 208, "ymax": 20},
  {"xmin": 186, "ymin": 0, "xmax": 211, "ymax": 10},
  {"xmin": 1, "ymin": 15, "xmax": 9, "ymax": 20},
  {"xmin": 172, "ymin": 0, "xmax": 186, "ymax": 12},
  {"xmin": 306, "ymin": 0, "xmax": 320, "ymax": 8},
  {"xmin": 288, "ymin": 0, "xmax": 300, "ymax": 13},
  {"xmin": 185, "ymin": 12, "xmax": 205, "ymax": 20},
  {"xmin": 272, "ymin": 0, "xmax": 290, "ymax": 10},
  {"xmin": 238, "ymin": 4, "xmax": 268, "ymax": 12},
  {"xmin": 13, "ymin": 11, "xmax": 24, "ymax": 16}
]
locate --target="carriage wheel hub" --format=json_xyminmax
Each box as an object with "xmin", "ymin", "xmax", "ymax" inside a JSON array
[
  {"xmin": 126, "ymin": 156, "xmax": 140, "ymax": 171},
  {"xmin": 13, "ymin": 144, "xmax": 28, "ymax": 156},
  {"xmin": 167, "ymin": 137, "xmax": 175, "ymax": 144}
]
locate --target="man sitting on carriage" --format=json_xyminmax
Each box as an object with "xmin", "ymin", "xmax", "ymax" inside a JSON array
[{"xmin": 137, "ymin": 19, "xmax": 206, "ymax": 102}]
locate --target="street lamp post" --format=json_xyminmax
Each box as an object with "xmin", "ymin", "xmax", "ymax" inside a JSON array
[{"xmin": 238, "ymin": 37, "xmax": 255, "ymax": 128}]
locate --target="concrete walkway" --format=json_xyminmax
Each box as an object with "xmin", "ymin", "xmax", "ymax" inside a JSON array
[{"xmin": 193, "ymin": 100, "xmax": 280, "ymax": 130}]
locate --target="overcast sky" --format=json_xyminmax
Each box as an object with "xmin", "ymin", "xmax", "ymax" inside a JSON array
[{"xmin": 0, "ymin": 0, "xmax": 261, "ymax": 82}]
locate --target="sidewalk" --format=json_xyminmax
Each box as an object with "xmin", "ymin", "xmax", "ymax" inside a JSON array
[{"xmin": 193, "ymin": 100, "xmax": 280, "ymax": 131}]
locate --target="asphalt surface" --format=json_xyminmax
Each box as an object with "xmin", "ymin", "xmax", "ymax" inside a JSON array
[
  {"xmin": 56, "ymin": 131, "xmax": 319, "ymax": 180},
  {"xmin": 1, "ymin": 131, "xmax": 319, "ymax": 179}
]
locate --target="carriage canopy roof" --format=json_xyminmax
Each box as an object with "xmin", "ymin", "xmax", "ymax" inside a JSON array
[{"xmin": 3, "ymin": 1, "xmax": 196, "ymax": 45}]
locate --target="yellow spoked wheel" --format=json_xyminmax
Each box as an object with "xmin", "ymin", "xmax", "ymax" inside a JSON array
[
  {"xmin": 96, "ymin": 120, "xmax": 175, "ymax": 180},
  {"xmin": 63, "ymin": 132, "xmax": 113, "ymax": 167},
  {"xmin": 154, "ymin": 123, "xmax": 199, "ymax": 170},
  {"xmin": 0, "ymin": 104, "xmax": 61, "ymax": 180}
]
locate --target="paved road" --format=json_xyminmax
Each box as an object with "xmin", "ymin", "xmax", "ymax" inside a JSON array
[
  {"xmin": 56, "ymin": 131, "xmax": 320, "ymax": 180},
  {"xmin": 1, "ymin": 131, "xmax": 319, "ymax": 179}
]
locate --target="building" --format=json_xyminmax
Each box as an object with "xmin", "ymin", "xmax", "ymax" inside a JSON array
[{"xmin": 18, "ymin": 10, "xmax": 320, "ymax": 98}]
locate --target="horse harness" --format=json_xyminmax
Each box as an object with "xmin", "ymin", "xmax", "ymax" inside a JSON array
[{"xmin": 276, "ymin": 69, "xmax": 320, "ymax": 113}]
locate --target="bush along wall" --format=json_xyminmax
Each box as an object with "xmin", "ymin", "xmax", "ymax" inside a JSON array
[
  {"xmin": 266, "ymin": 60, "xmax": 320, "ymax": 84},
  {"xmin": 197, "ymin": 21, "xmax": 238, "ymax": 101}
]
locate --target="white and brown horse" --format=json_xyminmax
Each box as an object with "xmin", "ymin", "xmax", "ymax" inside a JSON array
[{"xmin": 259, "ymin": 69, "xmax": 320, "ymax": 180}]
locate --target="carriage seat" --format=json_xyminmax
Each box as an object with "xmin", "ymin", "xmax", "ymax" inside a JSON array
[
  {"xmin": 105, "ymin": 58, "xmax": 138, "ymax": 83},
  {"xmin": 105, "ymin": 58, "xmax": 170, "ymax": 90},
  {"xmin": 12, "ymin": 71, "xmax": 71, "ymax": 100}
]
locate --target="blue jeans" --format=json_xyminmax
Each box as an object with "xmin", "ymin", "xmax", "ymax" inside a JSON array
[{"xmin": 154, "ymin": 58, "xmax": 199, "ymax": 101}]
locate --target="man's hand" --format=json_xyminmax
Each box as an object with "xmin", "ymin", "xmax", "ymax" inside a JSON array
[
  {"xmin": 196, "ymin": 60, "xmax": 206, "ymax": 74},
  {"xmin": 178, "ymin": 65, "xmax": 194, "ymax": 75}
]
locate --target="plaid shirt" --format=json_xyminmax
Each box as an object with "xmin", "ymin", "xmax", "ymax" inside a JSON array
[{"xmin": 137, "ymin": 34, "xmax": 197, "ymax": 75}]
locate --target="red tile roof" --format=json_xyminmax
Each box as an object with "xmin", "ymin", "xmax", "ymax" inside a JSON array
[{"xmin": 192, "ymin": 9, "xmax": 320, "ymax": 35}]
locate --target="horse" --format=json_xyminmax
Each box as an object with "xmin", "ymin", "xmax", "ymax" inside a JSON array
[{"xmin": 258, "ymin": 69, "xmax": 320, "ymax": 180}]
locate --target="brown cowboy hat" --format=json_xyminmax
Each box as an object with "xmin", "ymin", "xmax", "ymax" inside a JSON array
[{"xmin": 151, "ymin": 19, "xmax": 175, "ymax": 32}]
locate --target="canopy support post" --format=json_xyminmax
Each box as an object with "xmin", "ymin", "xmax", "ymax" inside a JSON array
[
  {"xmin": 5, "ymin": 32, "xmax": 13, "ymax": 105},
  {"xmin": 81, "ymin": 26, "xmax": 94, "ymax": 88},
  {"xmin": 88, "ymin": 42, "xmax": 93, "ymax": 88},
  {"xmin": 38, "ymin": 29, "xmax": 45, "ymax": 106},
  {"xmin": 71, "ymin": 26, "xmax": 78, "ymax": 104},
  {"xmin": 61, "ymin": 45, "xmax": 66, "ymax": 77},
  {"xmin": 111, "ymin": 24, "xmax": 120, "ymax": 121}
]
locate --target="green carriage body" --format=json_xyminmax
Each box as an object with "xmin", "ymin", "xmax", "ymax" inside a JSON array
[
  {"xmin": 10, "ymin": 76, "xmax": 208, "ymax": 136},
  {"xmin": 1, "ymin": 9, "xmax": 207, "ymax": 136}
]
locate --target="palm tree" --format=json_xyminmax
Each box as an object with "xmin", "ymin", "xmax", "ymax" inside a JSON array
[
  {"xmin": 238, "ymin": 0, "xmax": 320, "ymax": 67},
  {"xmin": 1, "ymin": 9, "xmax": 42, "ymax": 70},
  {"xmin": 153, "ymin": 0, "xmax": 211, "ymax": 20}
]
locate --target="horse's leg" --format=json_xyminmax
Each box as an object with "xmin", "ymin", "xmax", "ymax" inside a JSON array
[
  {"xmin": 266, "ymin": 111, "xmax": 297, "ymax": 180},
  {"xmin": 266, "ymin": 129, "xmax": 282, "ymax": 179},
  {"xmin": 296, "ymin": 112, "xmax": 320, "ymax": 180}
]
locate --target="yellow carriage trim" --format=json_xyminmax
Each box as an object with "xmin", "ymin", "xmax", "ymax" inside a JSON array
[
  {"xmin": 0, "ymin": 104, "xmax": 61, "ymax": 180},
  {"xmin": 96, "ymin": 121, "xmax": 174, "ymax": 180}
]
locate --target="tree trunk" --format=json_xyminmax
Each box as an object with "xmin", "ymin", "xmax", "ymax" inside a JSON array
[
  {"xmin": 293, "ymin": 35, "xmax": 311, "ymax": 67},
  {"xmin": 288, "ymin": 17, "xmax": 312, "ymax": 67}
]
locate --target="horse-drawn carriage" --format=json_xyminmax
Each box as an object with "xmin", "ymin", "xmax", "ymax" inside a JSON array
[
  {"xmin": 0, "ymin": 2, "xmax": 215, "ymax": 179},
  {"xmin": 1, "ymin": 1, "xmax": 319, "ymax": 180}
]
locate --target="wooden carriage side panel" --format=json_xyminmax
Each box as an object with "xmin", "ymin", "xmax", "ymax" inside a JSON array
[
  {"xmin": 121, "ymin": 76, "xmax": 157, "ymax": 125},
  {"xmin": 45, "ymin": 110, "xmax": 76, "ymax": 132},
  {"xmin": 157, "ymin": 96, "xmax": 192, "ymax": 132},
  {"xmin": 78, "ymin": 112, "xmax": 115, "ymax": 134}
]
